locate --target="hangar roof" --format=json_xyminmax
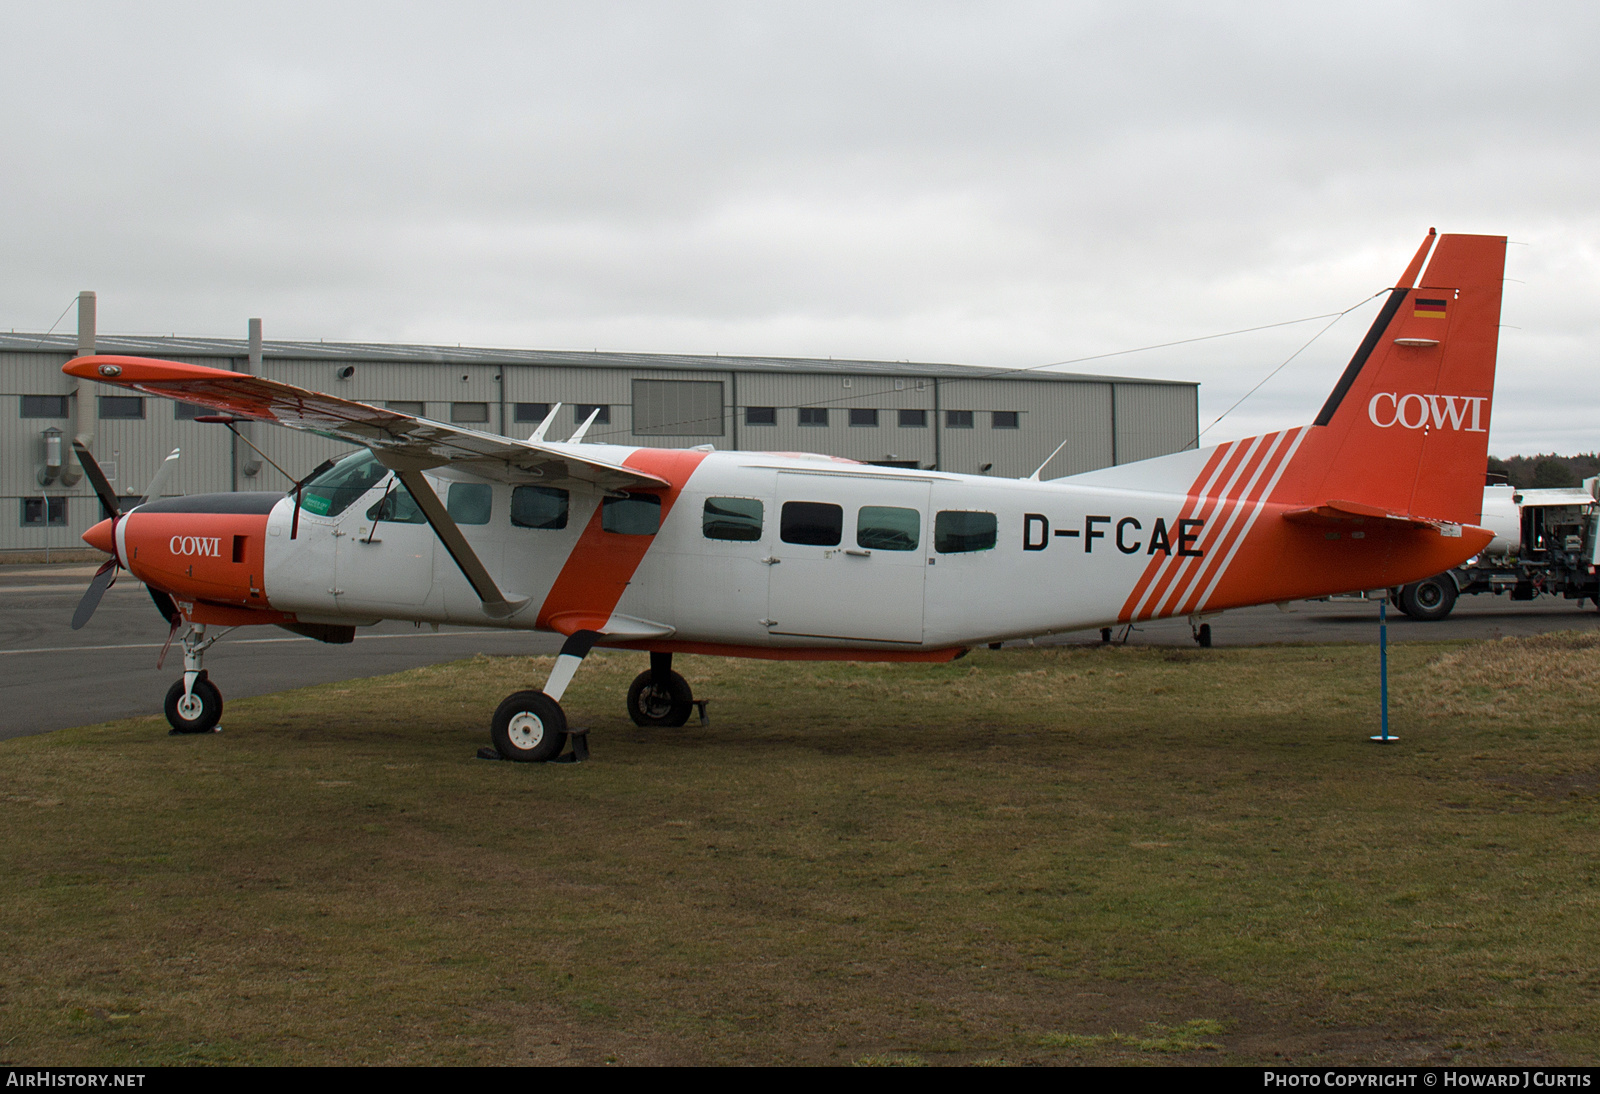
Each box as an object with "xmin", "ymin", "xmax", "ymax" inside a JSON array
[{"xmin": 0, "ymin": 332, "xmax": 1194, "ymax": 387}]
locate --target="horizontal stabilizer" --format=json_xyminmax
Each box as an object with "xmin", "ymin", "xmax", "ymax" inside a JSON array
[{"xmin": 1282, "ymin": 499, "xmax": 1469, "ymax": 537}]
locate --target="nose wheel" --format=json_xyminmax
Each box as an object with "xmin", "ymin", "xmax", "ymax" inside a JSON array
[
  {"xmin": 163, "ymin": 623, "xmax": 228, "ymax": 734},
  {"xmin": 165, "ymin": 673, "xmax": 223, "ymax": 734}
]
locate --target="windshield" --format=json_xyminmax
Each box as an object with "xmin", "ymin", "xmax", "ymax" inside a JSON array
[{"xmin": 299, "ymin": 449, "xmax": 387, "ymax": 518}]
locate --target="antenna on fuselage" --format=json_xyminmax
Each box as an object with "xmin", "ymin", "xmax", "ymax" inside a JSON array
[
  {"xmin": 1026, "ymin": 436, "xmax": 1074, "ymax": 481},
  {"xmin": 529, "ymin": 403, "xmax": 563, "ymax": 443},
  {"xmin": 567, "ymin": 407, "xmax": 601, "ymax": 444}
]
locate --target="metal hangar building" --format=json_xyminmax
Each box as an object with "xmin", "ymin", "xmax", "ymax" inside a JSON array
[{"xmin": 2, "ymin": 299, "xmax": 1199, "ymax": 557}]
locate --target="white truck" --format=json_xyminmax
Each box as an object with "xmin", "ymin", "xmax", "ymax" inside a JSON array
[{"xmin": 1391, "ymin": 480, "xmax": 1600, "ymax": 620}]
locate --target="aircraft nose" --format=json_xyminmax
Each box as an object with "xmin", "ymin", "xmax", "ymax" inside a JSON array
[{"xmin": 83, "ymin": 517, "xmax": 117, "ymax": 557}]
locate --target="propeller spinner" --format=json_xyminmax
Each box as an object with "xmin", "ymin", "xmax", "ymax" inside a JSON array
[{"xmin": 70, "ymin": 443, "xmax": 181, "ymax": 631}]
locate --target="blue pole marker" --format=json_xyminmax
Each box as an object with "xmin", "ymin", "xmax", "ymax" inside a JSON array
[{"xmin": 1370, "ymin": 596, "xmax": 1397, "ymax": 743}]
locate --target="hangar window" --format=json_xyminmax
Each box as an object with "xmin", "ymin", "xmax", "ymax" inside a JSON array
[
  {"xmin": 898, "ymin": 409, "xmax": 927, "ymax": 428},
  {"xmin": 945, "ymin": 410, "xmax": 973, "ymax": 429},
  {"xmin": 780, "ymin": 501, "xmax": 842, "ymax": 546},
  {"xmin": 798, "ymin": 408, "xmax": 829, "ymax": 427},
  {"xmin": 98, "ymin": 396, "xmax": 145, "ymax": 420},
  {"xmin": 935, "ymin": 510, "xmax": 997, "ymax": 553},
  {"xmin": 174, "ymin": 402, "xmax": 208, "ymax": 420},
  {"xmin": 511, "ymin": 486, "xmax": 569, "ymax": 530},
  {"xmin": 849, "ymin": 409, "xmax": 879, "ymax": 427},
  {"xmin": 298, "ymin": 450, "xmax": 388, "ymax": 518},
  {"xmin": 603, "ymin": 493, "xmax": 660, "ymax": 535},
  {"xmin": 21, "ymin": 497, "xmax": 68, "ymax": 527},
  {"xmin": 451, "ymin": 402, "xmax": 489, "ymax": 424},
  {"xmin": 857, "ymin": 506, "xmax": 919, "ymax": 551},
  {"xmin": 992, "ymin": 411, "xmax": 1019, "ymax": 429},
  {"xmin": 386, "ymin": 401, "xmax": 424, "ymax": 416},
  {"xmin": 703, "ymin": 497, "xmax": 763, "ymax": 541},
  {"xmin": 447, "ymin": 482, "xmax": 492, "ymax": 525},
  {"xmin": 746, "ymin": 406, "xmax": 777, "ymax": 426},
  {"xmin": 575, "ymin": 404, "xmax": 611, "ymax": 425},
  {"xmin": 20, "ymin": 395, "xmax": 68, "ymax": 418},
  {"xmin": 366, "ymin": 483, "xmax": 426, "ymax": 524},
  {"xmin": 514, "ymin": 402, "xmax": 551, "ymax": 423},
  {"xmin": 633, "ymin": 380, "xmax": 724, "ymax": 437}
]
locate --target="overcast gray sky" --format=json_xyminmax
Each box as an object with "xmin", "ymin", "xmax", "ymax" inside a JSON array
[{"xmin": 4, "ymin": 2, "xmax": 1596, "ymax": 454}]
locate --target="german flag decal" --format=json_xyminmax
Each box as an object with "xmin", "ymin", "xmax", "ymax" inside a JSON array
[{"xmin": 1414, "ymin": 297, "xmax": 1448, "ymax": 319}]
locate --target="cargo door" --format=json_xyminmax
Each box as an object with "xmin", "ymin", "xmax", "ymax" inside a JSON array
[{"xmin": 767, "ymin": 471, "xmax": 928, "ymax": 643}]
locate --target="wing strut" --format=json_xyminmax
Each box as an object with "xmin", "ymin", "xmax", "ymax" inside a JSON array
[{"xmin": 390, "ymin": 466, "xmax": 530, "ymax": 619}]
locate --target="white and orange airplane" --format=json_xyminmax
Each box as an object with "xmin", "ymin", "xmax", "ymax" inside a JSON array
[{"xmin": 63, "ymin": 230, "xmax": 1504, "ymax": 760}]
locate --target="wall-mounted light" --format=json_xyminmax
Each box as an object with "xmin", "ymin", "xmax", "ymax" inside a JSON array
[
  {"xmin": 336, "ymin": 366, "xmax": 356, "ymax": 380},
  {"xmin": 38, "ymin": 427, "xmax": 62, "ymax": 486}
]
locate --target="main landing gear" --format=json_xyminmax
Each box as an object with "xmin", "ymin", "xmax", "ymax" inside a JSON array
[
  {"xmin": 164, "ymin": 624, "xmax": 228, "ymax": 734},
  {"xmin": 486, "ymin": 637, "xmax": 701, "ymax": 762}
]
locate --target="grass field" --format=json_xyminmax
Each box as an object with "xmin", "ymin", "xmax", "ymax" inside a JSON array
[{"xmin": 1, "ymin": 636, "xmax": 1598, "ymax": 1066}]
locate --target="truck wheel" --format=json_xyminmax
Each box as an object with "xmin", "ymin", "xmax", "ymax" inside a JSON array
[{"xmin": 1399, "ymin": 577, "xmax": 1457, "ymax": 621}]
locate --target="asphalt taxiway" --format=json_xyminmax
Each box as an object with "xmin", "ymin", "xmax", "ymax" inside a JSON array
[{"xmin": 4, "ymin": 562, "xmax": 1597, "ymax": 739}]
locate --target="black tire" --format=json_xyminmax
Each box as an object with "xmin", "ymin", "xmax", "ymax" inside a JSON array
[
  {"xmin": 626, "ymin": 670, "xmax": 693, "ymax": 727},
  {"xmin": 1196, "ymin": 623, "xmax": 1212, "ymax": 648},
  {"xmin": 1399, "ymin": 576, "xmax": 1457, "ymax": 621},
  {"xmin": 164, "ymin": 675, "xmax": 223, "ymax": 734},
  {"xmin": 491, "ymin": 690, "xmax": 568, "ymax": 762}
]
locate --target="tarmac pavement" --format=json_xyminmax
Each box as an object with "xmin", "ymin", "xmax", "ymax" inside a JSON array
[{"xmin": 4, "ymin": 561, "xmax": 1597, "ymax": 740}]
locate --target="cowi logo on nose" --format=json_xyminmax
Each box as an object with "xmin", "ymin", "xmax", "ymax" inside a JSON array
[
  {"xmin": 1368, "ymin": 393, "xmax": 1488, "ymax": 432},
  {"xmin": 170, "ymin": 535, "xmax": 222, "ymax": 557}
]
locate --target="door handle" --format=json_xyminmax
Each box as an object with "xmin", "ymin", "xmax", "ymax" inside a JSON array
[
  {"xmin": 844, "ymin": 548, "xmax": 872, "ymax": 557},
  {"xmin": 761, "ymin": 556, "xmax": 781, "ymax": 565}
]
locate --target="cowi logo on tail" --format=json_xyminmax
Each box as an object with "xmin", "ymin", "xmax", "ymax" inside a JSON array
[
  {"xmin": 1367, "ymin": 393, "xmax": 1488, "ymax": 432},
  {"xmin": 59, "ymin": 228, "xmax": 1506, "ymax": 762}
]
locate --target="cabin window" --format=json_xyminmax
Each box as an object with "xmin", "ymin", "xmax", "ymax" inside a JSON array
[
  {"xmin": 603, "ymin": 493, "xmax": 661, "ymax": 535},
  {"xmin": 366, "ymin": 482, "xmax": 427, "ymax": 524},
  {"xmin": 992, "ymin": 411, "xmax": 1019, "ymax": 429},
  {"xmin": 849, "ymin": 408, "xmax": 879, "ymax": 427},
  {"xmin": 746, "ymin": 406, "xmax": 776, "ymax": 426},
  {"xmin": 21, "ymin": 395, "xmax": 69, "ymax": 418},
  {"xmin": 703, "ymin": 497, "xmax": 763, "ymax": 541},
  {"xmin": 798, "ymin": 407, "xmax": 829, "ymax": 427},
  {"xmin": 898, "ymin": 409, "xmax": 927, "ymax": 428},
  {"xmin": 945, "ymin": 410, "xmax": 974, "ymax": 429},
  {"xmin": 298, "ymin": 449, "xmax": 388, "ymax": 518},
  {"xmin": 511, "ymin": 486, "xmax": 569, "ymax": 530},
  {"xmin": 780, "ymin": 501, "xmax": 842, "ymax": 546},
  {"xmin": 447, "ymin": 482, "xmax": 493, "ymax": 525},
  {"xmin": 98, "ymin": 396, "xmax": 145, "ymax": 420},
  {"xmin": 21, "ymin": 497, "xmax": 68, "ymax": 526},
  {"xmin": 935, "ymin": 510, "xmax": 997, "ymax": 553},
  {"xmin": 857, "ymin": 506, "xmax": 920, "ymax": 551}
]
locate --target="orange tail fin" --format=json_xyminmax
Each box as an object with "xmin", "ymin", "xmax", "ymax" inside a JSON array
[{"xmin": 1284, "ymin": 229, "xmax": 1506, "ymax": 524}]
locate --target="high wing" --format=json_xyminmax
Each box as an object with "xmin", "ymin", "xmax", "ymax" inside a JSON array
[{"xmin": 62, "ymin": 355, "xmax": 669, "ymax": 492}]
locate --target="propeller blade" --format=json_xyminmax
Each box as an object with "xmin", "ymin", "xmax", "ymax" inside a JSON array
[
  {"xmin": 148, "ymin": 587, "xmax": 181, "ymax": 628},
  {"xmin": 71, "ymin": 559, "xmax": 118, "ymax": 631},
  {"xmin": 138, "ymin": 448, "xmax": 182, "ymax": 507},
  {"xmin": 72, "ymin": 441, "xmax": 122, "ymax": 520}
]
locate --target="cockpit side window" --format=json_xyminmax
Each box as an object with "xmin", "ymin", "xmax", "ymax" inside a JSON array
[{"xmin": 299, "ymin": 450, "xmax": 387, "ymax": 518}]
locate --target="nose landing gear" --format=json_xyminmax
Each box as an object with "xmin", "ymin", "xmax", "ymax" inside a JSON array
[{"xmin": 164, "ymin": 624, "xmax": 227, "ymax": 734}]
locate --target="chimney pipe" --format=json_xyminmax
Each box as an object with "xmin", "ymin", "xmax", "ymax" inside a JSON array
[
  {"xmin": 235, "ymin": 318, "xmax": 263, "ymax": 483},
  {"xmin": 62, "ymin": 290, "xmax": 96, "ymax": 486}
]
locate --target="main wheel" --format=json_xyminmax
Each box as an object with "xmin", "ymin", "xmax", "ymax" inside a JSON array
[
  {"xmin": 491, "ymin": 690, "xmax": 568, "ymax": 762},
  {"xmin": 1399, "ymin": 576, "xmax": 1457, "ymax": 621},
  {"xmin": 626, "ymin": 670, "xmax": 693, "ymax": 727},
  {"xmin": 164, "ymin": 675, "xmax": 223, "ymax": 734}
]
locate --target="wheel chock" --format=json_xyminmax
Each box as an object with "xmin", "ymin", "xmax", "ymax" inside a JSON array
[{"xmin": 551, "ymin": 727, "xmax": 590, "ymax": 763}]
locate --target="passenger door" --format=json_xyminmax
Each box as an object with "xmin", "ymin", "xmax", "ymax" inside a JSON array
[{"xmin": 767, "ymin": 471, "xmax": 929, "ymax": 643}]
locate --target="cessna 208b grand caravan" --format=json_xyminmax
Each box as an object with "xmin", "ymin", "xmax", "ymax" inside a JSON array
[{"xmin": 64, "ymin": 230, "xmax": 1504, "ymax": 761}]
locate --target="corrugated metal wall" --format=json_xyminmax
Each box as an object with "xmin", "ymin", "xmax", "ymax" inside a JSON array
[{"xmin": 2, "ymin": 345, "xmax": 1198, "ymax": 554}]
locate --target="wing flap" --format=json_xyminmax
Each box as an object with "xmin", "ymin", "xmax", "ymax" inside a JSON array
[{"xmin": 64, "ymin": 355, "xmax": 667, "ymax": 491}]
